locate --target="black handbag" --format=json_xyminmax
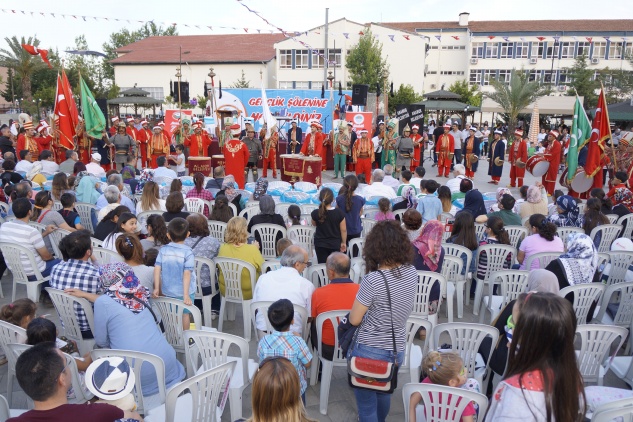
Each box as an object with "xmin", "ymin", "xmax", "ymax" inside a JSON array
[{"xmin": 347, "ymin": 271, "xmax": 398, "ymax": 393}]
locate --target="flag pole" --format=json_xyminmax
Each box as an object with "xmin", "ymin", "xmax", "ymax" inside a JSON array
[{"xmin": 601, "ymin": 83, "xmax": 617, "ymax": 170}]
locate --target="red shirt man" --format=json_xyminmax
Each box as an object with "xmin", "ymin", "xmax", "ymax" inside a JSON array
[
  {"xmin": 508, "ymin": 129, "xmax": 528, "ymax": 188},
  {"xmin": 543, "ymin": 130, "xmax": 562, "ymax": 195},
  {"xmin": 409, "ymin": 124, "xmax": 423, "ymax": 172},
  {"xmin": 184, "ymin": 122, "xmax": 212, "ymax": 157},
  {"xmin": 435, "ymin": 123, "xmax": 455, "ymax": 177},
  {"xmin": 300, "ymin": 122, "xmax": 324, "ymax": 157},
  {"xmin": 223, "ymin": 124, "xmax": 250, "ymax": 188}
]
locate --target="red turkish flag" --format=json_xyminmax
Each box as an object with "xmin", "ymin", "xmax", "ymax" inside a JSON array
[
  {"xmin": 60, "ymin": 70, "xmax": 79, "ymax": 130},
  {"xmin": 585, "ymin": 88, "xmax": 611, "ymax": 178},
  {"xmin": 54, "ymin": 74, "xmax": 76, "ymax": 150},
  {"xmin": 21, "ymin": 44, "xmax": 52, "ymax": 68}
]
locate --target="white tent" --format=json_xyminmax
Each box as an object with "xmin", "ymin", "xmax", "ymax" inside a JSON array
[{"xmin": 481, "ymin": 95, "xmax": 584, "ymax": 115}]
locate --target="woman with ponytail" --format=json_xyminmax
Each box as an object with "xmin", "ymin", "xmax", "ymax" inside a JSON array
[
  {"xmin": 335, "ymin": 174, "xmax": 365, "ymax": 243},
  {"xmin": 517, "ymin": 214, "xmax": 564, "ymax": 270},
  {"xmin": 311, "ymin": 187, "xmax": 346, "ymax": 263},
  {"xmin": 476, "ymin": 215, "xmax": 512, "ymax": 281},
  {"xmin": 185, "ymin": 172, "xmax": 214, "ymax": 217}
]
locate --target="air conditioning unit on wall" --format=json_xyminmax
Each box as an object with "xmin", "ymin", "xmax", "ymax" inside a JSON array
[
  {"xmin": 470, "ymin": 58, "xmax": 478, "ymax": 65},
  {"xmin": 591, "ymin": 58, "xmax": 600, "ymax": 64},
  {"xmin": 430, "ymin": 84, "xmax": 437, "ymax": 89},
  {"xmin": 529, "ymin": 58, "xmax": 538, "ymax": 64}
]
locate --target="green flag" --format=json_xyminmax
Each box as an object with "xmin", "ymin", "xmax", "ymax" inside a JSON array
[
  {"xmin": 79, "ymin": 76, "xmax": 106, "ymax": 138},
  {"xmin": 568, "ymin": 96, "xmax": 591, "ymax": 182}
]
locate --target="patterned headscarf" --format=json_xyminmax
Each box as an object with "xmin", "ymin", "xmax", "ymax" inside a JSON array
[
  {"xmin": 526, "ymin": 185, "xmax": 542, "ymax": 204},
  {"xmin": 496, "ymin": 187, "xmax": 511, "ymax": 202},
  {"xmin": 222, "ymin": 175, "xmax": 238, "ymax": 202},
  {"xmin": 401, "ymin": 185, "xmax": 418, "ymax": 209},
  {"xmin": 253, "ymin": 177, "xmax": 269, "ymax": 200},
  {"xmin": 556, "ymin": 195, "xmax": 581, "ymax": 224},
  {"xmin": 613, "ymin": 187, "xmax": 633, "ymax": 212},
  {"xmin": 412, "ymin": 220, "xmax": 444, "ymax": 272},
  {"xmin": 99, "ymin": 262, "xmax": 149, "ymax": 314},
  {"xmin": 559, "ymin": 233, "xmax": 598, "ymax": 286}
]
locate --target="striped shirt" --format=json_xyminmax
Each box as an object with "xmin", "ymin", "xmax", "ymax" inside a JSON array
[
  {"xmin": 356, "ymin": 265, "xmax": 417, "ymax": 352},
  {"xmin": 0, "ymin": 220, "xmax": 46, "ymax": 275}
]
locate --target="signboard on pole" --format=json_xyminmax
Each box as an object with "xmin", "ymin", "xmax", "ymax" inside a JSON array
[
  {"xmin": 345, "ymin": 111, "xmax": 373, "ymax": 135},
  {"xmin": 164, "ymin": 109, "xmax": 193, "ymax": 137}
]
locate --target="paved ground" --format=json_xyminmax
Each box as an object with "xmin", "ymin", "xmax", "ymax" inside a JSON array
[{"xmin": 0, "ymin": 158, "xmax": 627, "ymax": 421}]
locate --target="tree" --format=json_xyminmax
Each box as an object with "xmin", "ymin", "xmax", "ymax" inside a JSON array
[
  {"xmin": 0, "ymin": 36, "xmax": 47, "ymax": 101},
  {"xmin": 448, "ymin": 80, "xmax": 483, "ymax": 107},
  {"xmin": 230, "ymin": 70, "xmax": 251, "ymax": 88},
  {"xmin": 388, "ymin": 84, "xmax": 423, "ymax": 115},
  {"xmin": 486, "ymin": 69, "xmax": 549, "ymax": 136},
  {"xmin": 102, "ymin": 22, "xmax": 178, "ymax": 80},
  {"xmin": 596, "ymin": 67, "xmax": 633, "ymax": 104},
  {"xmin": 567, "ymin": 55, "xmax": 599, "ymax": 108},
  {"xmin": 345, "ymin": 29, "xmax": 389, "ymax": 92},
  {"xmin": 65, "ymin": 35, "xmax": 111, "ymax": 98}
]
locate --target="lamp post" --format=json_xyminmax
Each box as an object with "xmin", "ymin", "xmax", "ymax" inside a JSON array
[{"xmin": 327, "ymin": 71, "xmax": 334, "ymax": 132}]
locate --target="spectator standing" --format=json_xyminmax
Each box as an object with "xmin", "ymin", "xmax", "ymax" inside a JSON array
[
  {"xmin": 311, "ymin": 188, "xmax": 347, "ymax": 263},
  {"xmin": 336, "ymin": 174, "xmax": 365, "ymax": 243}
]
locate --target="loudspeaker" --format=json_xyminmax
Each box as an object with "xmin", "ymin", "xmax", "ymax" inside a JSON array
[
  {"xmin": 177, "ymin": 82, "xmax": 190, "ymax": 104},
  {"xmin": 352, "ymin": 84, "xmax": 369, "ymax": 106}
]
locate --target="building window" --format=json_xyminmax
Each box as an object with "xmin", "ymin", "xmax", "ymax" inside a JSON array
[
  {"xmin": 528, "ymin": 70, "xmax": 539, "ymax": 82},
  {"xmin": 608, "ymin": 42, "xmax": 623, "ymax": 59},
  {"xmin": 469, "ymin": 70, "xmax": 481, "ymax": 86},
  {"xmin": 279, "ymin": 50, "xmax": 292, "ymax": 69},
  {"xmin": 295, "ymin": 81, "xmax": 310, "ymax": 89},
  {"xmin": 312, "ymin": 50, "xmax": 325, "ymax": 69},
  {"xmin": 545, "ymin": 43, "xmax": 559, "ymax": 59},
  {"xmin": 441, "ymin": 45, "xmax": 466, "ymax": 50},
  {"xmin": 430, "ymin": 46, "xmax": 439, "ymax": 50},
  {"xmin": 328, "ymin": 49, "xmax": 342, "ymax": 68},
  {"xmin": 440, "ymin": 71, "xmax": 465, "ymax": 75},
  {"xmin": 278, "ymin": 81, "xmax": 293, "ymax": 89},
  {"xmin": 625, "ymin": 43, "xmax": 633, "ymax": 59},
  {"xmin": 543, "ymin": 70, "xmax": 554, "ymax": 84},
  {"xmin": 592, "ymin": 42, "xmax": 607, "ymax": 59},
  {"xmin": 559, "ymin": 69, "xmax": 571, "ymax": 85},
  {"xmin": 295, "ymin": 50, "xmax": 309, "ymax": 69},
  {"xmin": 485, "ymin": 43, "xmax": 498, "ymax": 58},
  {"xmin": 498, "ymin": 69, "xmax": 512, "ymax": 84},
  {"xmin": 531, "ymin": 42, "xmax": 545, "ymax": 59},
  {"xmin": 577, "ymin": 42, "xmax": 591, "ymax": 57},
  {"xmin": 482, "ymin": 70, "xmax": 494, "ymax": 86},
  {"xmin": 312, "ymin": 81, "xmax": 324, "ymax": 89},
  {"xmin": 471, "ymin": 42, "xmax": 484, "ymax": 58},
  {"xmin": 560, "ymin": 42, "xmax": 574, "ymax": 59},
  {"xmin": 499, "ymin": 43, "xmax": 514, "ymax": 59},
  {"xmin": 515, "ymin": 42, "xmax": 529, "ymax": 58}
]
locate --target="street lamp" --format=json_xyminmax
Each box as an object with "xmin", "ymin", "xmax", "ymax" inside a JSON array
[
  {"xmin": 327, "ymin": 71, "xmax": 334, "ymax": 132},
  {"xmin": 207, "ymin": 67, "xmax": 216, "ymax": 118}
]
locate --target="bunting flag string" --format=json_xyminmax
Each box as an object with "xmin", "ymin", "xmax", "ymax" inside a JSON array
[
  {"xmin": 502, "ymin": 36, "xmax": 509, "ymax": 42},
  {"xmin": 452, "ymin": 36, "xmax": 460, "ymax": 40},
  {"xmin": 388, "ymin": 35, "xmax": 395, "ymax": 42}
]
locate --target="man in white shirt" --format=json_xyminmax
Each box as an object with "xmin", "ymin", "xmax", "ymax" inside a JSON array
[
  {"xmin": 363, "ymin": 169, "xmax": 397, "ymax": 199},
  {"xmin": 38, "ymin": 150, "xmax": 59, "ymax": 174},
  {"xmin": 86, "ymin": 153, "xmax": 106, "ymax": 177},
  {"xmin": 461, "ymin": 122, "xmax": 471, "ymax": 144},
  {"xmin": 382, "ymin": 164, "xmax": 400, "ymax": 189},
  {"xmin": 409, "ymin": 166, "xmax": 426, "ymax": 189},
  {"xmin": 446, "ymin": 164, "xmax": 468, "ymax": 194},
  {"xmin": 153, "ymin": 156, "xmax": 178, "ymax": 179},
  {"xmin": 95, "ymin": 173, "xmax": 136, "ymax": 214},
  {"xmin": 253, "ymin": 245, "xmax": 314, "ymax": 337},
  {"xmin": 450, "ymin": 122, "xmax": 463, "ymax": 166},
  {"xmin": 15, "ymin": 150, "xmax": 34, "ymax": 174}
]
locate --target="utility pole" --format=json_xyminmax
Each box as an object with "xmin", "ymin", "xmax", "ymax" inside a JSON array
[{"xmin": 324, "ymin": 8, "xmax": 329, "ymax": 87}]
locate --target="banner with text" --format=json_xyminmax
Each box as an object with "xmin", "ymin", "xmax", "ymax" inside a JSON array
[{"xmin": 345, "ymin": 112, "xmax": 374, "ymax": 135}]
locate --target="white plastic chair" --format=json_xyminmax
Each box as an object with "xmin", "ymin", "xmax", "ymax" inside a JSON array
[
  {"xmin": 300, "ymin": 203, "xmax": 318, "ymax": 214},
  {"xmin": 145, "ymin": 361, "xmax": 235, "ymax": 422},
  {"xmin": 557, "ymin": 226, "xmax": 584, "ymax": 246},
  {"xmin": 591, "ymin": 397, "xmax": 633, "ymax": 422},
  {"xmin": 48, "ymin": 228, "xmax": 71, "ymax": 259},
  {"xmin": 91, "ymin": 247, "xmax": 124, "ymax": 265},
  {"xmin": 360, "ymin": 217, "xmax": 377, "ymax": 238},
  {"xmin": 604, "ymin": 251, "xmax": 633, "ymax": 286},
  {"xmin": 51, "ymin": 200, "xmax": 63, "ymax": 212},
  {"xmin": 90, "ymin": 237, "xmax": 103, "ymax": 248},
  {"xmin": 590, "ymin": 224, "xmax": 623, "ymax": 253},
  {"xmin": 45, "ymin": 288, "xmax": 96, "ymax": 355},
  {"xmin": 152, "ymin": 297, "xmax": 202, "ymax": 375},
  {"xmin": 350, "ymin": 257, "xmax": 366, "ymax": 283},
  {"xmin": 605, "ymin": 214, "xmax": 620, "ymax": 224},
  {"xmin": 307, "ymin": 263, "xmax": 329, "ymax": 289},
  {"xmin": 412, "ymin": 271, "xmax": 446, "ymax": 327},
  {"xmin": 505, "ymin": 225, "xmax": 529, "ymax": 249},
  {"xmin": 443, "ymin": 244, "xmax": 473, "ymax": 305},
  {"xmin": 0, "ymin": 393, "xmax": 26, "ymax": 421},
  {"xmin": 207, "ymin": 220, "xmax": 227, "ymax": 243},
  {"xmin": 401, "ymin": 317, "xmax": 433, "ymax": 384},
  {"xmin": 618, "ymin": 214, "xmax": 633, "ymax": 240},
  {"xmin": 559, "ymin": 284, "xmax": 606, "ymax": 324},
  {"xmin": 347, "ymin": 237, "xmax": 364, "ymax": 259},
  {"xmin": 0, "ymin": 202, "xmax": 8, "ymax": 215},
  {"xmin": 472, "ymin": 244, "xmax": 516, "ymax": 316},
  {"xmin": 216, "ymin": 257, "xmax": 257, "ymax": 341},
  {"xmin": 393, "ymin": 209, "xmax": 406, "ymax": 221},
  {"xmin": 183, "ymin": 198, "xmax": 205, "ymax": 214},
  {"xmin": 269, "ymin": 180, "xmax": 292, "ymax": 191},
  {"xmin": 363, "ymin": 208, "xmax": 381, "ymax": 219},
  {"xmin": 431, "ymin": 322, "xmax": 499, "ymax": 390},
  {"xmin": 402, "ymin": 383, "xmax": 489, "ymax": 422},
  {"xmin": 294, "ymin": 181, "xmax": 317, "ymax": 192},
  {"xmin": 287, "ymin": 225, "xmax": 315, "ymax": 255},
  {"xmin": 194, "ymin": 256, "xmax": 218, "ymax": 328},
  {"xmin": 0, "ymin": 242, "xmax": 54, "ymax": 301},
  {"xmin": 183, "ymin": 330, "xmax": 256, "ymax": 421},
  {"xmin": 153, "ymin": 176, "xmax": 174, "ymax": 186},
  {"xmin": 74, "ymin": 202, "xmax": 96, "ymax": 233},
  {"xmin": 261, "ymin": 259, "xmax": 282, "ymax": 274},
  {"xmin": 237, "ymin": 207, "xmax": 256, "ymax": 226},
  {"xmin": 249, "ymin": 301, "xmax": 309, "ymax": 342},
  {"xmin": 474, "ymin": 222, "xmax": 487, "ymax": 242},
  {"xmin": 440, "ymin": 255, "xmax": 464, "ymax": 322},
  {"xmin": 91, "ymin": 348, "xmax": 167, "ymax": 415},
  {"xmin": 0, "ymin": 322, "xmax": 26, "ymax": 407},
  {"xmin": 250, "ymin": 223, "xmax": 286, "ymax": 260},
  {"xmin": 576, "ymin": 324, "xmax": 628, "ymax": 385},
  {"xmin": 309, "ymin": 310, "xmax": 349, "ymax": 415},
  {"xmin": 275, "ymin": 203, "xmax": 292, "ymax": 217},
  {"xmin": 523, "ymin": 251, "xmax": 561, "ymax": 271},
  {"xmin": 593, "ymin": 282, "xmax": 633, "ymax": 328},
  {"xmin": 479, "ymin": 270, "xmax": 529, "ymax": 324}
]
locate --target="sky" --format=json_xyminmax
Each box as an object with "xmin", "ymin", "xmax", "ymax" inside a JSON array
[{"xmin": 1, "ymin": 0, "xmax": 632, "ymax": 54}]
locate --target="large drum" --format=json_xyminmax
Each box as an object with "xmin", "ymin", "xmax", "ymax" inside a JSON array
[
  {"xmin": 526, "ymin": 155, "xmax": 550, "ymax": 177},
  {"xmin": 188, "ymin": 156, "xmax": 211, "ymax": 176},
  {"xmin": 280, "ymin": 154, "xmax": 323, "ymax": 186},
  {"xmin": 211, "ymin": 155, "xmax": 225, "ymax": 171},
  {"xmin": 571, "ymin": 169, "xmax": 594, "ymax": 193}
]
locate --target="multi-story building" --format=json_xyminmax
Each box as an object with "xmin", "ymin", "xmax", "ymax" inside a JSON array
[{"xmin": 387, "ymin": 13, "xmax": 633, "ymax": 94}]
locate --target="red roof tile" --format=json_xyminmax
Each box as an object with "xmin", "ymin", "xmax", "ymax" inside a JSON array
[
  {"xmin": 384, "ymin": 20, "xmax": 633, "ymax": 33},
  {"xmin": 111, "ymin": 33, "xmax": 287, "ymax": 65}
]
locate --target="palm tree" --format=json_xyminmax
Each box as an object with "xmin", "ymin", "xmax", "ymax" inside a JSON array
[
  {"xmin": 486, "ymin": 69, "xmax": 549, "ymax": 135},
  {"xmin": 0, "ymin": 36, "xmax": 45, "ymax": 101}
]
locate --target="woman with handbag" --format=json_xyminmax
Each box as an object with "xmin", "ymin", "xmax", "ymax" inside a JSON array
[{"xmin": 348, "ymin": 220, "xmax": 417, "ymax": 421}]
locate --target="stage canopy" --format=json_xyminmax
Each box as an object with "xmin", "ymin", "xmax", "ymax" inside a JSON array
[{"xmin": 481, "ymin": 95, "xmax": 584, "ymax": 115}]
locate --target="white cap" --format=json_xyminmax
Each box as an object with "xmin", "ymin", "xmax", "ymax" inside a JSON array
[{"xmin": 91, "ymin": 153, "xmax": 102, "ymax": 161}]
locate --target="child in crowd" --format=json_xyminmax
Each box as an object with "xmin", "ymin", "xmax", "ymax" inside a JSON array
[
  {"xmin": 257, "ymin": 299, "xmax": 312, "ymax": 403},
  {"xmin": 408, "ymin": 351, "xmax": 479, "ymax": 422},
  {"xmin": 58, "ymin": 192, "xmax": 84, "ymax": 230},
  {"xmin": 153, "ymin": 218, "xmax": 196, "ymax": 330},
  {"xmin": 375, "ymin": 198, "xmax": 395, "ymax": 221},
  {"xmin": 285, "ymin": 204, "xmax": 306, "ymax": 227},
  {"xmin": 276, "ymin": 238, "xmax": 293, "ymax": 258},
  {"xmin": 144, "ymin": 249, "xmax": 158, "ymax": 266},
  {"xmin": 476, "ymin": 216, "xmax": 512, "ymax": 281},
  {"xmin": 416, "ymin": 179, "xmax": 442, "ymax": 224},
  {"xmin": 174, "ymin": 145, "xmax": 186, "ymax": 177},
  {"xmin": 26, "ymin": 318, "xmax": 91, "ymax": 370},
  {"xmin": 103, "ymin": 212, "xmax": 138, "ymax": 252},
  {"xmin": 0, "ymin": 298, "xmax": 37, "ymax": 330}
]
